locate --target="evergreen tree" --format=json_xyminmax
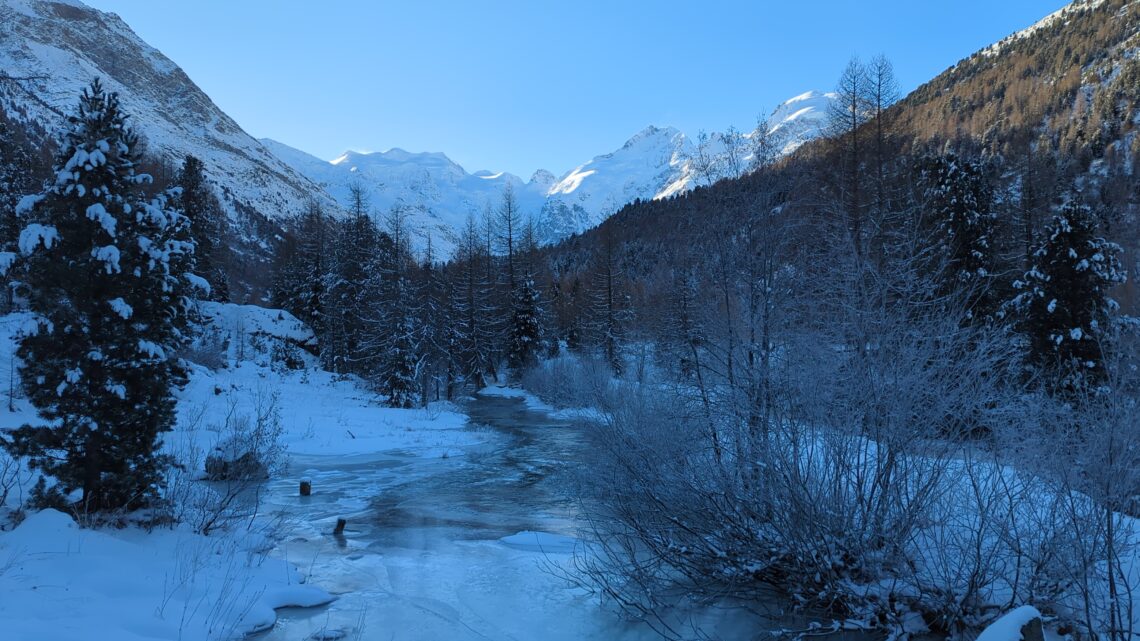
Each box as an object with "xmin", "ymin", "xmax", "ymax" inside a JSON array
[
  {"xmin": 452, "ymin": 213, "xmax": 494, "ymax": 386},
  {"xmin": 271, "ymin": 199, "xmax": 329, "ymax": 337},
  {"xmin": 0, "ymin": 109, "xmax": 38, "ymax": 309},
  {"xmin": 326, "ymin": 186, "xmax": 385, "ymax": 374},
  {"xmin": 384, "ymin": 277, "xmax": 420, "ymax": 408},
  {"xmin": 3, "ymin": 79, "xmax": 193, "ymax": 511},
  {"xmin": 175, "ymin": 155, "xmax": 229, "ymax": 301},
  {"xmin": 921, "ymin": 152, "xmax": 999, "ymax": 323},
  {"xmin": 507, "ymin": 219, "xmax": 542, "ymax": 373},
  {"xmin": 1015, "ymin": 196, "xmax": 1126, "ymax": 394},
  {"xmin": 417, "ymin": 237, "xmax": 457, "ymax": 401},
  {"xmin": 508, "ymin": 275, "xmax": 541, "ymax": 372},
  {"xmin": 590, "ymin": 232, "xmax": 628, "ymax": 375}
]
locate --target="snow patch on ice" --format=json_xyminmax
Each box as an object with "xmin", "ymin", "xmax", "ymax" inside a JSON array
[{"xmin": 500, "ymin": 530, "xmax": 579, "ymax": 554}]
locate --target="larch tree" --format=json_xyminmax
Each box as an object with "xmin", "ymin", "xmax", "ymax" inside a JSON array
[
  {"xmin": 3, "ymin": 79, "xmax": 194, "ymax": 512},
  {"xmin": 828, "ymin": 56, "xmax": 872, "ymax": 259}
]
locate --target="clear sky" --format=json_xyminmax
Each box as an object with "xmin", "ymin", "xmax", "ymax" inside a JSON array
[{"xmin": 85, "ymin": 0, "xmax": 1066, "ymax": 178}]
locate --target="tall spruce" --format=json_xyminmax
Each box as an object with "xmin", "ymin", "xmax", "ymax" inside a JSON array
[
  {"xmin": 384, "ymin": 277, "xmax": 420, "ymax": 408},
  {"xmin": 0, "ymin": 110, "xmax": 38, "ymax": 309},
  {"xmin": 271, "ymin": 199, "xmax": 329, "ymax": 338},
  {"xmin": 3, "ymin": 79, "xmax": 193, "ymax": 511},
  {"xmin": 921, "ymin": 152, "xmax": 999, "ymax": 323},
  {"xmin": 175, "ymin": 155, "xmax": 229, "ymax": 301},
  {"xmin": 1015, "ymin": 196, "xmax": 1126, "ymax": 394},
  {"xmin": 508, "ymin": 275, "xmax": 541, "ymax": 372},
  {"xmin": 326, "ymin": 185, "xmax": 384, "ymax": 374},
  {"xmin": 452, "ymin": 213, "xmax": 494, "ymax": 385}
]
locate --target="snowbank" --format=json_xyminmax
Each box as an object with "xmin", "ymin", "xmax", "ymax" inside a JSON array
[
  {"xmin": 0, "ymin": 509, "xmax": 332, "ymax": 641},
  {"xmin": 977, "ymin": 606, "xmax": 1044, "ymax": 641},
  {"xmin": 0, "ymin": 303, "xmax": 490, "ymax": 639}
]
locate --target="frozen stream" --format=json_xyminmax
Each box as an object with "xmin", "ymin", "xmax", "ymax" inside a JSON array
[
  {"xmin": 257, "ymin": 393, "xmax": 770, "ymax": 640},
  {"xmin": 257, "ymin": 393, "xmax": 657, "ymax": 640}
]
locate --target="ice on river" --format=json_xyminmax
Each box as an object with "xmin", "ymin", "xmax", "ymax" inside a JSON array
[
  {"xmin": 259, "ymin": 395, "xmax": 670, "ymax": 641},
  {"xmin": 499, "ymin": 530, "xmax": 580, "ymax": 553}
]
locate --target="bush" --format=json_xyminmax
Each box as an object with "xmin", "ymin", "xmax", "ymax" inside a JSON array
[
  {"xmin": 161, "ymin": 386, "xmax": 285, "ymax": 536},
  {"xmin": 520, "ymin": 353, "xmax": 612, "ymax": 408}
]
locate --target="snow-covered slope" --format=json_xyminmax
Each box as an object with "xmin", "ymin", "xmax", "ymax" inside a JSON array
[
  {"xmin": 768, "ymin": 90, "xmax": 835, "ymax": 154},
  {"xmin": 981, "ymin": 0, "xmax": 1107, "ymax": 58},
  {"xmin": 260, "ymin": 139, "xmax": 550, "ymax": 254},
  {"xmin": 266, "ymin": 92, "xmax": 835, "ymax": 252},
  {"xmin": 0, "ymin": 0, "xmax": 333, "ymax": 222}
]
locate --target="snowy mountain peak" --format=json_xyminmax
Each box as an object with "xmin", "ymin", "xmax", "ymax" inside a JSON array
[
  {"xmin": 621, "ymin": 125, "xmax": 683, "ymax": 151},
  {"xmin": 332, "ymin": 148, "xmax": 459, "ymax": 171},
  {"xmin": 768, "ymin": 89, "xmax": 835, "ymax": 154},
  {"xmin": 529, "ymin": 169, "xmax": 557, "ymax": 189}
]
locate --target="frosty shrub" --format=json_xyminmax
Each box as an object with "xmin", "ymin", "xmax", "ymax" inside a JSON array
[
  {"xmin": 561, "ymin": 296, "xmax": 1116, "ymax": 639},
  {"xmin": 179, "ymin": 324, "xmax": 229, "ymax": 371},
  {"xmin": 162, "ymin": 386, "xmax": 285, "ymax": 536},
  {"xmin": 520, "ymin": 353, "xmax": 612, "ymax": 408}
]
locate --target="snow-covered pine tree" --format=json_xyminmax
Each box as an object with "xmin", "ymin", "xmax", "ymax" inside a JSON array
[
  {"xmin": 325, "ymin": 185, "xmax": 384, "ymax": 374},
  {"xmin": 271, "ymin": 199, "xmax": 329, "ymax": 340},
  {"xmin": 451, "ymin": 213, "xmax": 494, "ymax": 387},
  {"xmin": 508, "ymin": 220, "xmax": 543, "ymax": 374},
  {"xmin": 0, "ymin": 109, "xmax": 39, "ymax": 309},
  {"xmin": 417, "ymin": 236, "xmax": 457, "ymax": 402},
  {"xmin": 175, "ymin": 155, "xmax": 229, "ymax": 301},
  {"xmin": 1015, "ymin": 196, "xmax": 1126, "ymax": 395},
  {"xmin": 373, "ymin": 204, "xmax": 420, "ymax": 407},
  {"xmin": 3, "ymin": 79, "xmax": 194, "ymax": 512},
  {"xmin": 508, "ymin": 275, "xmax": 541, "ymax": 372},
  {"xmin": 921, "ymin": 152, "xmax": 999, "ymax": 323},
  {"xmin": 384, "ymin": 277, "xmax": 420, "ymax": 408}
]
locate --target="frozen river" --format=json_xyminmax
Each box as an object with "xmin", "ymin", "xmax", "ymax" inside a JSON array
[{"xmin": 257, "ymin": 392, "xmax": 790, "ymax": 641}]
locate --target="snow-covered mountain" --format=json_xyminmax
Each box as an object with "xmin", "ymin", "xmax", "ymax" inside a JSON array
[
  {"xmin": 768, "ymin": 90, "xmax": 835, "ymax": 154},
  {"xmin": 259, "ymin": 139, "xmax": 550, "ymax": 254},
  {"xmin": 0, "ymin": 0, "xmax": 333, "ymax": 222},
  {"xmin": 0, "ymin": 0, "xmax": 834, "ymax": 257},
  {"xmin": 267, "ymin": 91, "xmax": 835, "ymax": 252}
]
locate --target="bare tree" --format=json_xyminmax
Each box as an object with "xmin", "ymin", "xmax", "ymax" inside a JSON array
[{"xmin": 828, "ymin": 56, "xmax": 872, "ymax": 259}]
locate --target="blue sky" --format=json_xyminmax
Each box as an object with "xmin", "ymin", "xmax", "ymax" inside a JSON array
[{"xmin": 87, "ymin": 0, "xmax": 1066, "ymax": 178}]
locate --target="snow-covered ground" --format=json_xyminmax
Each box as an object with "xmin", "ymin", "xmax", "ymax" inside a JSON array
[
  {"xmin": 0, "ymin": 305, "xmax": 705, "ymax": 641},
  {"xmin": 0, "ymin": 304, "xmax": 489, "ymax": 640}
]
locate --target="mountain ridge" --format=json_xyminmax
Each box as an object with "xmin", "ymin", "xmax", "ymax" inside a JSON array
[{"xmin": 262, "ymin": 90, "xmax": 834, "ymax": 253}]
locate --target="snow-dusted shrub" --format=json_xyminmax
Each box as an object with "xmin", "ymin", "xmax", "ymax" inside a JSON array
[
  {"xmin": 179, "ymin": 324, "xmax": 229, "ymax": 371},
  {"xmin": 162, "ymin": 386, "xmax": 285, "ymax": 536},
  {"xmin": 520, "ymin": 353, "xmax": 612, "ymax": 408},
  {"xmin": 566, "ymin": 303, "xmax": 1081, "ymax": 638}
]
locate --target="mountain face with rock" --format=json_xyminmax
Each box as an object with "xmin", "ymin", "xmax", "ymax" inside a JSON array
[{"xmin": 0, "ymin": 0, "xmax": 333, "ymax": 223}]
